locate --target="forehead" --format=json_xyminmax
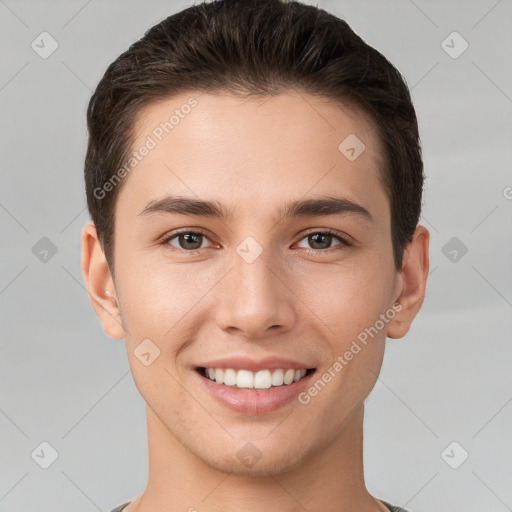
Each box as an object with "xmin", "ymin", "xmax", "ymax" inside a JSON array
[{"xmin": 120, "ymin": 90, "xmax": 389, "ymax": 223}]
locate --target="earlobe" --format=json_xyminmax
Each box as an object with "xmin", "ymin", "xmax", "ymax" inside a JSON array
[
  {"xmin": 81, "ymin": 222, "xmax": 125, "ymax": 339},
  {"xmin": 387, "ymin": 225, "xmax": 430, "ymax": 339}
]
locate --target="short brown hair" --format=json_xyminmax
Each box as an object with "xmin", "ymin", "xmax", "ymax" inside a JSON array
[{"xmin": 85, "ymin": 0, "xmax": 424, "ymax": 273}]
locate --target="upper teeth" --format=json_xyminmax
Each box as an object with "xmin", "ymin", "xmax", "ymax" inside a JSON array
[{"xmin": 204, "ymin": 368, "xmax": 308, "ymax": 389}]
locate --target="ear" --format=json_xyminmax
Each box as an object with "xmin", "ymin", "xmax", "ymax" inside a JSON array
[
  {"xmin": 387, "ymin": 225, "xmax": 430, "ymax": 339},
  {"xmin": 81, "ymin": 222, "xmax": 125, "ymax": 339}
]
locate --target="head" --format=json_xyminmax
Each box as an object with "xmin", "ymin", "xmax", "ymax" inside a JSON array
[
  {"xmin": 82, "ymin": 0, "xmax": 429, "ymax": 477},
  {"xmin": 85, "ymin": 0, "xmax": 424, "ymax": 275}
]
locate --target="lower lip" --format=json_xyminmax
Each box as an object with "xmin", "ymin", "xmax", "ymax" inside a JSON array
[{"xmin": 195, "ymin": 368, "xmax": 316, "ymax": 414}]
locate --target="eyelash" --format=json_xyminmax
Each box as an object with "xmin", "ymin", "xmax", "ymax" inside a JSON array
[{"xmin": 160, "ymin": 228, "xmax": 353, "ymax": 255}]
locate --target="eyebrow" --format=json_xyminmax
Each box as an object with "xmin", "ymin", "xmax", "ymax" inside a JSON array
[{"xmin": 138, "ymin": 195, "xmax": 373, "ymax": 223}]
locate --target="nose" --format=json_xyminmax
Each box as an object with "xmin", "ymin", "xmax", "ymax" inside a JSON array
[{"xmin": 214, "ymin": 246, "xmax": 296, "ymax": 339}]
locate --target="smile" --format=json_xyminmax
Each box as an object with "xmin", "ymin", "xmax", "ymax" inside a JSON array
[
  {"xmin": 195, "ymin": 366, "xmax": 318, "ymax": 414},
  {"xmin": 199, "ymin": 367, "xmax": 315, "ymax": 390}
]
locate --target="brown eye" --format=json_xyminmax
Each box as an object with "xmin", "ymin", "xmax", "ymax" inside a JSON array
[
  {"xmin": 307, "ymin": 233, "xmax": 336, "ymax": 250},
  {"xmin": 295, "ymin": 230, "xmax": 351, "ymax": 252},
  {"xmin": 163, "ymin": 231, "xmax": 211, "ymax": 252}
]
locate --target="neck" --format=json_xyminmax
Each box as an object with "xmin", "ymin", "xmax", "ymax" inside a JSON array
[{"xmin": 129, "ymin": 404, "xmax": 385, "ymax": 512}]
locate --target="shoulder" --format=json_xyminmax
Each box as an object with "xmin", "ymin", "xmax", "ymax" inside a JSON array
[
  {"xmin": 109, "ymin": 503, "xmax": 131, "ymax": 512},
  {"xmin": 381, "ymin": 501, "xmax": 412, "ymax": 512}
]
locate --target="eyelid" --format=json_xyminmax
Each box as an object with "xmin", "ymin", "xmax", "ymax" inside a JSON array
[{"xmin": 297, "ymin": 227, "xmax": 354, "ymax": 246}]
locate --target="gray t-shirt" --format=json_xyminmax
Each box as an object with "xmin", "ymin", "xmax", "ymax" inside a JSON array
[{"xmin": 110, "ymin": 499, "xmax": 411, "ymax": 511}]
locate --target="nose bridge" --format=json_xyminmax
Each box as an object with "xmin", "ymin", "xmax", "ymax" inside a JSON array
[
  {"xmin": 231, "ymin": 237, "xmax": 280, "ymax": 310},
  {"xmin": 214, "ymin": 233, "xmax": 294, "ymax": 337}
]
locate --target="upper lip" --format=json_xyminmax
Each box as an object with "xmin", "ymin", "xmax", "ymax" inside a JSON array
[{"xmin": 196, "ymin": 356, "xmax": 316, "ymax": 372}]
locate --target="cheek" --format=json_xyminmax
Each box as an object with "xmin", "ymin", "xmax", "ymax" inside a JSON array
[
  {"xmin": 115, "ymin": 260, "xmax": 166, "ymax": 339},
  {"xmin": 304, "ymin": 265, "xmax": 391, "ymax": 399},
  {"xmin": 115, "ymin": 258, "xmax": 214, "ymax": 357},
  {"xmin": 116, "ymin": 263, "xmax": 193, "ymax": 402},
  {"xmin": 297, "ymin": 259, "xmax": 393, "ymax": 339}
]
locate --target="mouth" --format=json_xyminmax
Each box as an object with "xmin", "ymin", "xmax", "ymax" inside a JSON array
[
  {"xmin": 195, "ymin": 366, "xmax": 317, "ymax": 390},
  {"xmin": 194, "ymin": 365, "xmax": 318, "ymax": 414}
]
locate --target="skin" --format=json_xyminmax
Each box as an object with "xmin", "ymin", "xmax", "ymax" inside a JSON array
[{"xmin": 82, "ymin": 90, "xmax": 429, "ymax": 512}]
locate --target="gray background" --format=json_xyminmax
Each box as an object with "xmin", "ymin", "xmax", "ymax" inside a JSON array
[{"xmin": 1, "ymin": 0, "xmax": 511, "ymax": 511}]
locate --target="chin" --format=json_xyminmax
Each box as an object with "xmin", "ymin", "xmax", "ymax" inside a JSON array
[{"xmin": 200, "ymin": 441, "xmax": 308, "ymax": 477}]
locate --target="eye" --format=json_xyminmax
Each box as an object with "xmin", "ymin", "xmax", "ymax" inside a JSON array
[
  {"xmin": 295, "ymin": 229, "xmax": 352, "ymax": 252},
  {"xmin": 162, "ymin": 229, "xmax": 213, "ymax": 252},
  {"xmin": 160, "ymin": 228, "xmax": 352, "ymax": 254}
]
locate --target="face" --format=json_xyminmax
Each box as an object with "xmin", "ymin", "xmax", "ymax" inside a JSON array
[{"xmin": 90, "ymin": 90, "xmax": 411, "ymax": 476}]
